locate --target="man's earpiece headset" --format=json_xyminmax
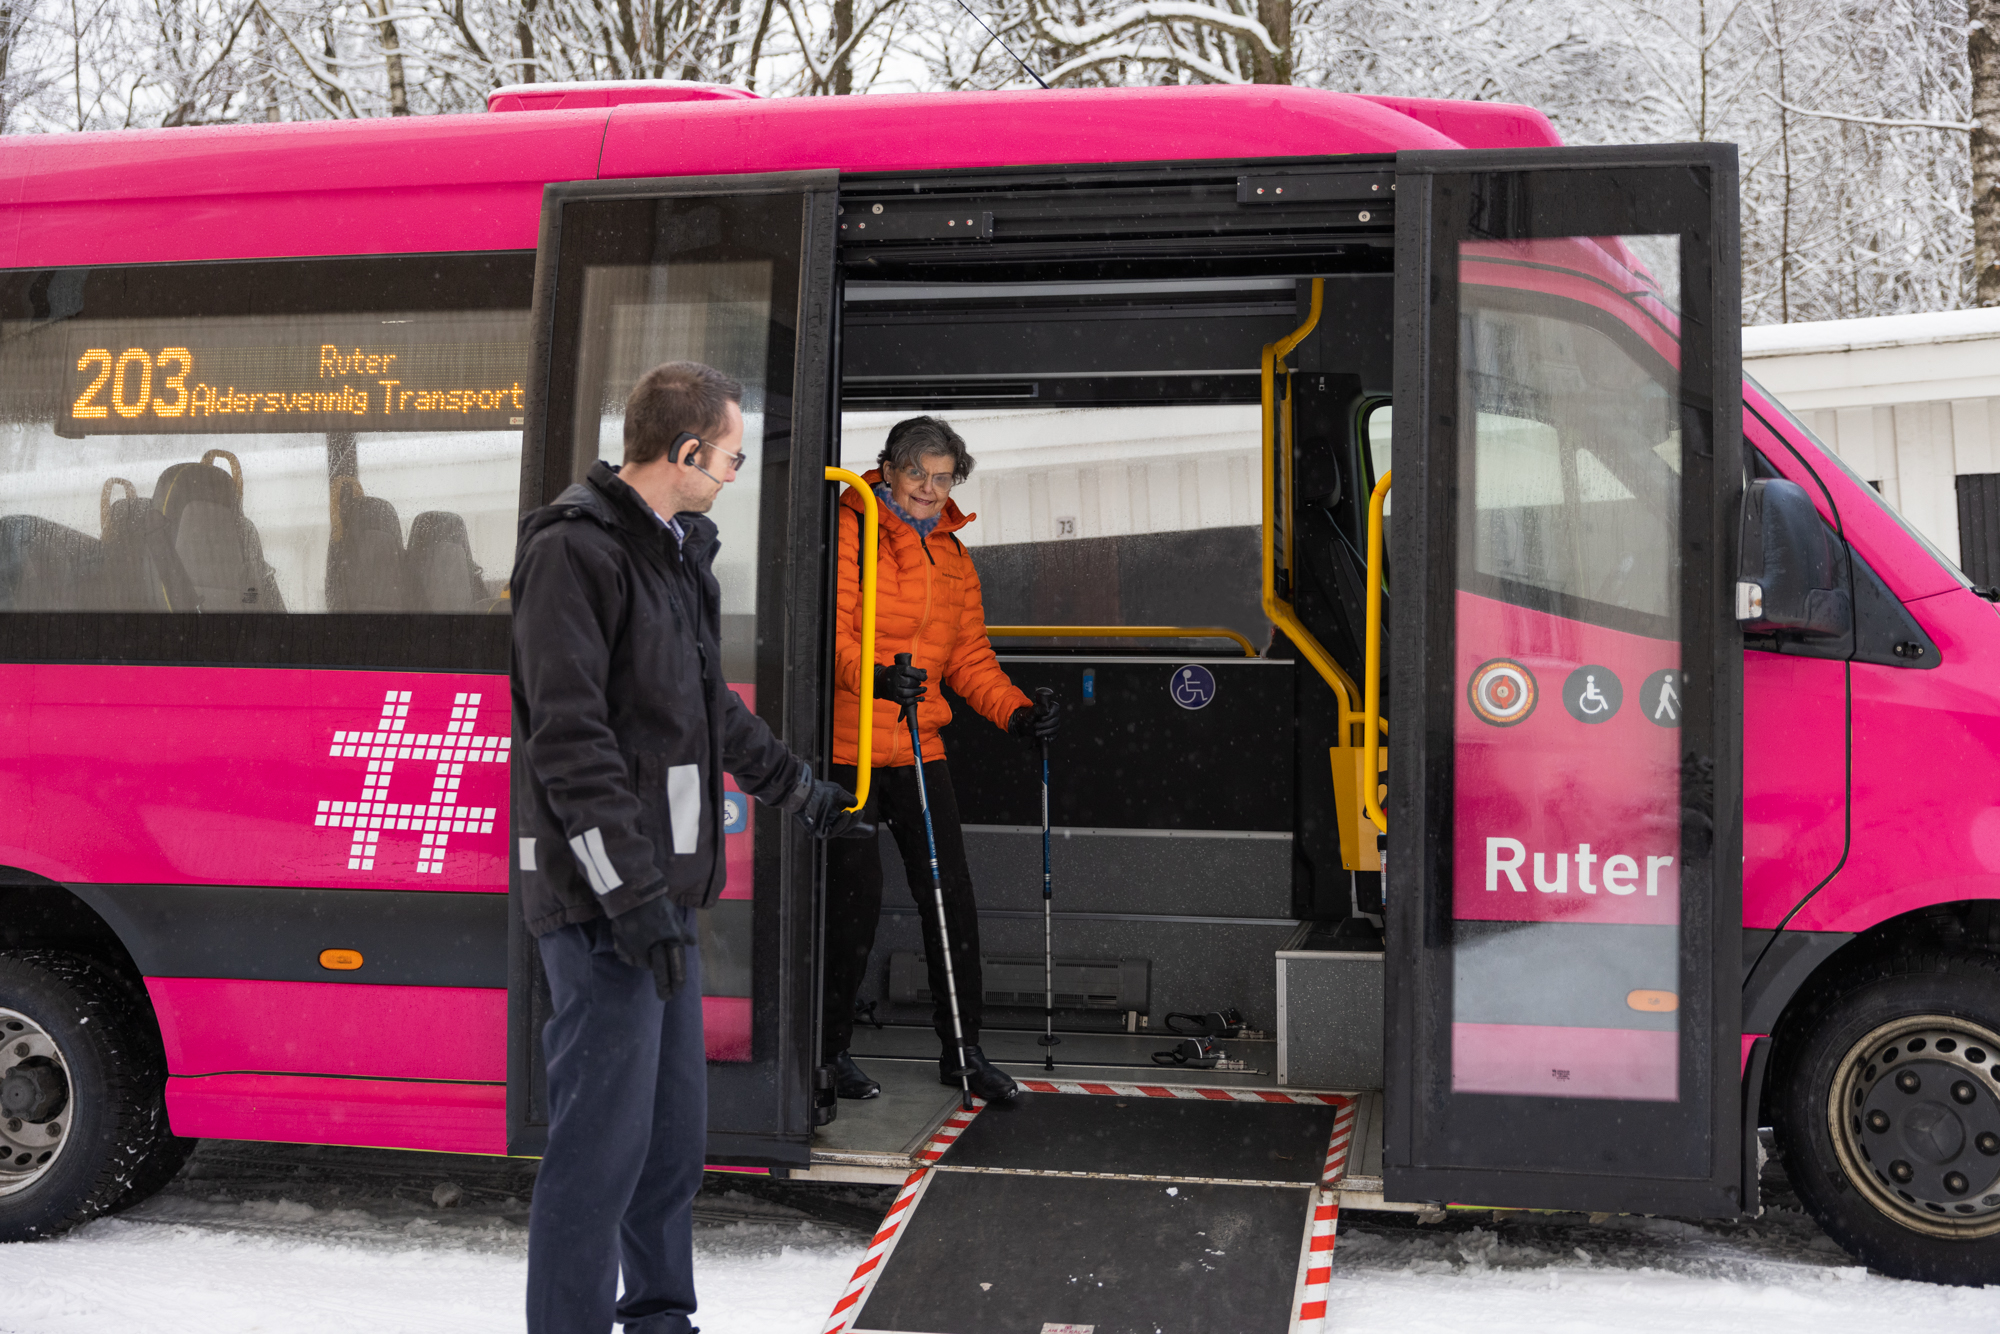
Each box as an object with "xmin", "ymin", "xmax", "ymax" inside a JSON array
[{"xmin": 669, "ymin": 431, "xmax": 744, "ymax": 486}]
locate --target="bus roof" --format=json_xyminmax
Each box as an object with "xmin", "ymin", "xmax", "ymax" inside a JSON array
[{"xmin": 0, "ymin": 86, "xmax": 1561, "ymax": 269}]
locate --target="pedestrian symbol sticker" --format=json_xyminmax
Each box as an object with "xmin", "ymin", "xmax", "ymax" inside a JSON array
[
  {"xmin": 1640, "ymin": 669, "xmax": 1682, "ymax": 728},
  {"xmin": 1562, "ymin": 666, "xmax": 1622, "ymax": 724},
  {"xmin": 1468, "ymin": 658, "xmax": 1537, "ymax": 727},
  {"xmin": 1171, "ymin": 664, "xmax": 1217, "ymax": 710}
]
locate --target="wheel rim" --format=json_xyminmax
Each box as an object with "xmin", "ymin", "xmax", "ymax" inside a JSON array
[
  {"xmin": 1827, "ymin": 1013, "xmax": 2000, "ymax": 1239},
  {"xmin": 0, "ymin": 1006, "xmax": 75, "ymax": 1198}
]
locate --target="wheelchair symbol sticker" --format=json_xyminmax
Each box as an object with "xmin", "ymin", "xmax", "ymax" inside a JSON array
[
  {"xmin": 722, "ymin": 792, "xmax": 749, "ymax": 835},
  {"xmin": 1562, "ymin": 666, "xmax": 1623, "ymax": 723},
  {"xmin": 1171, "ymin": 664, "xmax": 1217, "ymax": 710}
]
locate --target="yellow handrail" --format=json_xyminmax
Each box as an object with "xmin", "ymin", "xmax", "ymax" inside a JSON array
[
  {"xmin": 826, "ymin": 467, "xmax": 879, "ymax": 813},
  {"xmin": 1363, "ymin": 470, "xmax": 1391, "ymax": 834},
  {"xmin": 1260, "ymin": 278, "xmax": 1363, "ymax": 730},
  {"xmin": 987, "ymin": 625, "xmax": 1259, "ymax": 658}
]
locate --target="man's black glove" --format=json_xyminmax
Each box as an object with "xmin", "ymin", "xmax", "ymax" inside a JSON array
[
  {"xmin": 609, "ymin": 894, "xmax": 697, "ymax": 1001},
  {"xmin": 797, "ymin": 779, "xmax": 864, "ymax": 838},
  {"xmin": 779, "ymin": 761, "xmax": 865, "ymax": 838},
  {"xmin": 1008, "ymin": 691, "xmax": 1062, "ymax": 741},
  {"xmin": 875, "ymin": 660, "xmax": 928, "ymax": 718}
]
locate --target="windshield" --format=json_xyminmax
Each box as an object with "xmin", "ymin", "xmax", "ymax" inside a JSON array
[{"xmin": 1745, "ymin": 371, "xmax": 1972, "ymax": 591}]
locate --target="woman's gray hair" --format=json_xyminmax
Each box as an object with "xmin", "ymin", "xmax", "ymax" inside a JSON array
[{"xmin": 880, "ymin": 416, "xmax": 974, "ymax": 483}]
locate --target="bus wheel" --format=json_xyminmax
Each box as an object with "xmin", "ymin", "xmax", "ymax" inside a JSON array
[
  {"xmin": 1772, "ymin": 950, "xmax": 2000, "ymax": 1285},
  {"xmin": 0, "ymin": 951, "xmax": 177, "ymax": 1241}
]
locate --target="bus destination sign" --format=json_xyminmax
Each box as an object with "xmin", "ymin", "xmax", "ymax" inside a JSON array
[{"xmin": 60, "ymin": 335, "xmax": 530, "ymax": 437}]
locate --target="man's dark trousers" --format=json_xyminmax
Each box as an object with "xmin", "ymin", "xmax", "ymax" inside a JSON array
[{"xmin": 528, "ymin": 908, "xmax": 706, "ymax": 1334}]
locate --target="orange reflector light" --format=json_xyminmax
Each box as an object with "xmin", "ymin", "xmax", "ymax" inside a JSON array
[
  {"xmin": 1626, "ymin": 988, "xmax": 1678, "ymax": 1013},
  {"xmin": 319, "ymin": 948, "xmax": 364, "ymax": 971}
]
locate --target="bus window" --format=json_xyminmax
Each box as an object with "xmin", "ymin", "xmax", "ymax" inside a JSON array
[
  {"xmin": 0, "ymin": 256, "xmax": 531, "ymax": 614},
  {"xmin": 842, "ymin": 403, "xmax": 1267, "ymax": 649}
]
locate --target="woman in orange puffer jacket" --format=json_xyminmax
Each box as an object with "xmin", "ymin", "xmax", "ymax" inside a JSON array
[{"xmin": 824, "ymin": 416, "xmax": 1061, "ymax": 1105}]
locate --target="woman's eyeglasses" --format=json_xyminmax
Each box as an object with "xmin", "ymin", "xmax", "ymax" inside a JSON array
[{"xmin": 900, "ymin": 466, "xmax": 958, "ymax": 490}]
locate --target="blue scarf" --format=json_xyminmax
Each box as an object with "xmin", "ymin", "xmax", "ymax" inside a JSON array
[{"xmin": 875, "ymin": 481, "xmax": 941, "ymax": 539}]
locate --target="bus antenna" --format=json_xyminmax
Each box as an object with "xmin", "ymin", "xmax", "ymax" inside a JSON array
[{"xmin": 952, "ymin": 0, "xmax": 1050, "ymax": 89}]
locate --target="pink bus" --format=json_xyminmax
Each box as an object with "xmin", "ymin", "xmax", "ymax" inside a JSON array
[{"xmin": 0, "ymin": 81, "xmax": 1995, "ymax": 1304}]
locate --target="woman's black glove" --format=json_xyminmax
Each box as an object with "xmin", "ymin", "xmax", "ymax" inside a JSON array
[
  {"xmin": 1008, "ymin": 692, "xmax": 1062, "ymax": 741},
  {"xmin": 875, "ymin": 660, "xmax": 928, "ymax": 717},
  {"xmin": 609, "ymin": 894, "xmax": 697, "ymax": 1001}
]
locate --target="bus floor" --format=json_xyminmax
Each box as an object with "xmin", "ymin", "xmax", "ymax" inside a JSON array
[{"xmin": 804, "ymin": 1023, "xmax": 1394, "ymax": 1211}]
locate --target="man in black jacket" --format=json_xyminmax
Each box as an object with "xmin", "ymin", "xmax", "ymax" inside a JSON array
[{"xmin": 512, "ymin": 360, "xmax": 857, "ymax": 1334}]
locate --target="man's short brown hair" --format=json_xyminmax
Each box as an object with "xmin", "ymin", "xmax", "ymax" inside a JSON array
[{"xmin": 623, "ymin": 361, "xmax": 743, "ymax": 465}]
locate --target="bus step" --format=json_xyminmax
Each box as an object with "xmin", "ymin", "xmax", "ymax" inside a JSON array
[{"xmin": 821, "ymin": 1080, "xmax": 1355, "ymax": 1333}]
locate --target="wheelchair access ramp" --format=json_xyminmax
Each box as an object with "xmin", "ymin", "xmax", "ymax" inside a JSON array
[{"xmin": 822, "ymin": 1079, "xmax": 1355, "ymax": 1334}]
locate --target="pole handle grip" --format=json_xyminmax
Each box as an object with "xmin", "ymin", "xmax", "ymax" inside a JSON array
[{"xmin": 895, "ymin": 652, "xmax": 913, "ymax": 667}]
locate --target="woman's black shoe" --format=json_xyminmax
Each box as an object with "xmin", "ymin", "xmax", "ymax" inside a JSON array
[
  {"xmin": 832, "ymin": 1050, "xmax": 880, "ymax": 1100},
  {"xmin": 939, "ymin": 1044, "xmax": 1018, "ymax": 1102}
]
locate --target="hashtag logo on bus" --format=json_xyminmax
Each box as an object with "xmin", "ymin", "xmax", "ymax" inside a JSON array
[{"xmin": 312, "ymin": 689, "xmax": 509, "ymax": 873}]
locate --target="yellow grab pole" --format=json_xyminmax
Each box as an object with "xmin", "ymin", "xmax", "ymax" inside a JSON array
[
  {"xmin": 1362, "ymin": 469, "xmax": 1391, "ymax": 834},
  {"xmin": 1259, "ymin": 279, "xmax": 1363, "ymax": 728},
  {"xmin": 825, "ymin": 467, "xmax": 878, "ymax": 812}
]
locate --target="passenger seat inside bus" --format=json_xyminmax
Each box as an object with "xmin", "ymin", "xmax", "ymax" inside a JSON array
[
  {"xmin": 405, "ymin": 510, "xmax": 487, "ymax": 611},
  {"xmin": 325, "ymin": 479, "xmax": 408, "ymax": 612},
  {"xmin": 0, "ymin": 514, "xmax": 105, "ymax": 610},
  {"xmin": 152, "ymin": 451, "xmax": 285, "ymax": 612},
  {"xmin": 98, "ymin": 476, "xmax": 197, "ymax": 611}
]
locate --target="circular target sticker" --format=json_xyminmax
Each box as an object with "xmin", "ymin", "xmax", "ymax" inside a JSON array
[{"xmin": 1468, "ymin": 658, "xmax": 1538, "ymax": 727}]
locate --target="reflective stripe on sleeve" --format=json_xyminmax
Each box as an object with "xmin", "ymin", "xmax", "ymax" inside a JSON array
[{"xmin": 569, "ymin": 827, "xmax": 623, "ymax": 896}]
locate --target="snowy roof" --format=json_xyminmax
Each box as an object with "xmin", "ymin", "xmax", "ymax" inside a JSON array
[{"xmin": 1743, "ymin": 306, "xmax": 2000, "ymax": 358}]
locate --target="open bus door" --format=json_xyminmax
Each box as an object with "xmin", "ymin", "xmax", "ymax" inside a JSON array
[
  {"xmin": 1382, "ymin": 145, "xmax": 1747, "ymax": 1217},
  {"xmin": 506, "ymin": 171, "xmax": 842, "ymax": 1165}
]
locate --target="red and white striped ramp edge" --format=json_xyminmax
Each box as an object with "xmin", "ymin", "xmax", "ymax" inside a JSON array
[
  {"xmin": 821, "ymin": 1097, "xmax": 985, "ymax": 1333},
  {"xmin": 821, "ymin": 1084, "xmax": 1357, "ymax": 1334},
  {"xmin": 1291, "ymin": 1094, "xmax": 1357, "ymax": 1332}
]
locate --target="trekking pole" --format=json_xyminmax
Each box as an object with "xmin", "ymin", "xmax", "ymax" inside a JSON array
[
  {"xmin": 897, "ymin": 652, "xmax": 975, "ymax": 1112},
  {"xmin": 1033, "ymin": 687, "xmax": 1059, "ymax": 1072}
]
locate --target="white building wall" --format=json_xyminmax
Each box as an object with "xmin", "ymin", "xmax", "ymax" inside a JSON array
[
  {"xmin": 1745, "ymin": 308, "xmax": 2000, "ymax": 569},
  {"xmin": 840, "ymin": 404, "xmax": 1264, "ymax": 548}
]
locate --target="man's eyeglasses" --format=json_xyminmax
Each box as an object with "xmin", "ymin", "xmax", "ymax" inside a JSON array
[
  {"xmin": 899, "ymin": 465, "xmax": 958, "ymax": 490},
  {"xmin": 674, "ymin": 432, "xmax": 748, "ymax": 481}
]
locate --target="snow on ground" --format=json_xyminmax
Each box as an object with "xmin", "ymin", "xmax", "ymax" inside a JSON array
[
  {"xmin": 1326, "ymin": 1209, "xmax": 2000, "ymax": 1334},
  {"xmin": 0, "ymin": 1141, "xmax": 867, "ymax": 1334},
  {"xmin": 1, "ymin": 1214, "xmax": 861, "ymax": 1334},
  {"xmin": 2, "ymin": 1139, "xmax": 1995, "ymax": 1333}
]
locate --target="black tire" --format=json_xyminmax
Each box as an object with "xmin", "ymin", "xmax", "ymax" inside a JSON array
[
  {"xmin": 0, "ymin": 951, "xmax": 184, "ymax": 1240},
  {"xmin": 1771, "ymin": 949, "xmax": 2000, "ymax": 1285},
  {"xmin": 86, "ymin": 963, "xmax": 198, "ymax": 1215}
]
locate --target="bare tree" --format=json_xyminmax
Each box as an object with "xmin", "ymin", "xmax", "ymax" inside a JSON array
[
  {"xmin": 1974, "ymin": 0, "xmax": 2000, "ymax": 303},
  {"xmin": 1024, "ymin": 0, "xmax": 1287, "ymax": 84}
]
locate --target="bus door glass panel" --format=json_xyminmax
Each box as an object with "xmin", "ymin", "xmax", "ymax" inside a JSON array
[
  {"xmin": 562, "ymin": 234, "xmax": 784, "ymax": 1062},
  {"xmin": 1454, "ymin": 252, "xmax": 1685, "ymax": 1106},
  {"xmin": 517, "ymin": 174, "xmax": 836, "ymax": 1159},
  {"xmin": 1388, "ymin": 150, "xmax": 1741, "ymax": 1218}
]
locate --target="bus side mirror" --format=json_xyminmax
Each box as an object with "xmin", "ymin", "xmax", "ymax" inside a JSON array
[{"xmin": 1738, "ymin": 478, "xmax": 1851, "ymax": 638}]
